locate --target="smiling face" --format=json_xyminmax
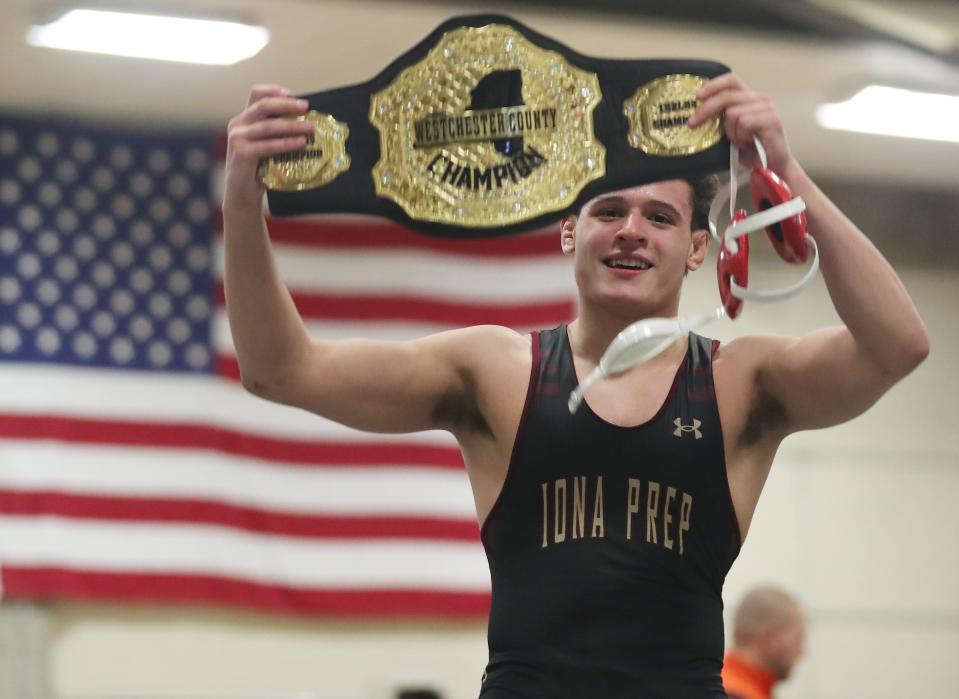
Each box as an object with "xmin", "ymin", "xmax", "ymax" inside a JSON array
[{"xmin": 561, "ymin": 179, "xmax": 710, "ymax": 320}]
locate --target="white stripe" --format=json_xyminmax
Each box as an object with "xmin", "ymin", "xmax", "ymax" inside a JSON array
[
  {"xmin": 0, "ymin": 442, "xmax": 475, "ymax": 519},
  {"xmin": 0, "ymin": 516, "xmax": 491, "ymax": 590},
  {"xmin": 0, "ymin": 364, "xmax": 457, "ymax": 447},
  {"xmin": 211, "ymin": 313, "xmax": 540, "ymax": 352},
  {"xmin": 215, "ymin": 242, "xmax": 575, "ymax": 301}
]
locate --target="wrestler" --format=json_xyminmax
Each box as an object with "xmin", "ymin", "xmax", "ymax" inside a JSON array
[{"xmin": 222, "ymin": 73, "xmax": 927, "ymax": 697}]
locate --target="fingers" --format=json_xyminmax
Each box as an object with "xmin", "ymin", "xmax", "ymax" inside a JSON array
[
  {"xmin": 231, "ymin": 95, "xmax": 310, "ymax": 130},
  {"xmin": 241, "ymin": 117, "xmax": 314, "ymax": 141},
  {"xmin": 687, "ymin": 73, "xmax": 745, "ymax": 125},
  {"xmin": 227, "ymin": 89, "xmax": 312, "ymax": 156},
  {"xmin": 225, "ymin": 88, "xmax": 317, "ymax": 195},
  {"xmin": 687, "ymin": 77, "xmax": 782, "ymax": 143},
  {"xmin": 724, "ymin": 101, "xmax": 779, "ymax": 148},
  {"xmin": 685, "ymin": 74, "xmax": 794, "ymax": 171},
  {"xmin": 246, "ymin": 84, "xmax": 294, "ymax": 108},
  {"xmin": 688, "ymin": 88, "xmax": 762, "ymax": 128},
  {"xmin": 227, "ymin": 116, "xmax": 314, "ymax": 161},
  {"xmin": 224, "ymin": 85, "xmax": 313, "ymax": 201},
  {"xmin": 696, "ymin": 72, "xmax": 744, "ymax": 102},
  {"xmin": 688, "ymin": 73, "xmax": 764, "ymax": 125},
  {"xmin": 232, "ymin": 132, "xmax": 311, "ymax": 160}
]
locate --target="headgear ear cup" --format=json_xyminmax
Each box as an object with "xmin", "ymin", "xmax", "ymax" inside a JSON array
[
  {"xmin": 750, "ymin": 168, "xmax": 809, "ymax": 264},
  {"xmin": 718, "ymin": 209, "xmax": 749, "ymax": 319}
]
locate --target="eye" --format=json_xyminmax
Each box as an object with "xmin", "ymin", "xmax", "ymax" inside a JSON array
[
  {"xmin": 592, "ymin": 207, "xmax": 621, "ymax": 220},
  {"xmin": 648, "ymin": 212, "xmax": 674, "ymax": 225}
]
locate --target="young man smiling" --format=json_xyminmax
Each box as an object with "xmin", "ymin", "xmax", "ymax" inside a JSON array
[{"xmin": 223, "ymin": 73, "xmax": 928, "ymax": 697}]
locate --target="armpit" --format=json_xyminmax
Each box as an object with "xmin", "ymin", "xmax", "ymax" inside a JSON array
[
  {"xmin": 431, "ymin": 371, "xmax": 493, "ymax": 436},
  {"xmin": 739, "ymin": 383, "xmax": 788, "ymax": 446}
]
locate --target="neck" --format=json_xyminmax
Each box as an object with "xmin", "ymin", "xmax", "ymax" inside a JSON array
[{"xmin": 568, "ymin": 297, "xmax": 683, "ymax": 364}]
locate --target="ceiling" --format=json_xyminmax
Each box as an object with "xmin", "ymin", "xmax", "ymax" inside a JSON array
[{"xmin": 1, "ymin": 0, "xmax": 958, "ymax": 191}]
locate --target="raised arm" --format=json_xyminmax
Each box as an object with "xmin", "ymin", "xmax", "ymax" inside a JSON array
[
  {"xmin": 222, "ymin": 85, "xmax": 492, "ymax": 434},
  {"xmin": 691, "ymin": 74, "xmax": 929, "ymax": 435}
]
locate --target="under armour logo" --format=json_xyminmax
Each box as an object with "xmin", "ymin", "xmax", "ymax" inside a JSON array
[{"xmin": 673, "ymin": 418, "xmax": 702, "ymax": 439}]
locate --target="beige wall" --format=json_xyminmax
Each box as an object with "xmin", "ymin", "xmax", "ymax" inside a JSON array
[
  {"xmin": 47, "ymin": 606, "xmax": 487, "ymax": 699},
  {"xmin": 716, "ymin": 262, "xmax": 959, "ymax": 699},
  {"xmin": 7, "ymin": 256, "xmax": 952, "ymax": 699}
]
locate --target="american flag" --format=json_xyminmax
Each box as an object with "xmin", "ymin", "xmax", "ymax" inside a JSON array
[{"xmin": 0, "ymin": 114, "xmax": 575, "ymax": 617}]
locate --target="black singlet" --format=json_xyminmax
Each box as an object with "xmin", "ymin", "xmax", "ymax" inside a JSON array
[{"xmin": 479, "ymin": 325, "xmax": 742, "ymax": 699}]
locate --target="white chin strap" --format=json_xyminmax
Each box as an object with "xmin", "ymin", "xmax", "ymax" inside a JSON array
[
  {"xmin": 568, "ymin": 137, "xmax": 821, "ymax": 415},
  {"xmin": 567, "ymin": 307, "xmax": 726, "ymax": 415}
]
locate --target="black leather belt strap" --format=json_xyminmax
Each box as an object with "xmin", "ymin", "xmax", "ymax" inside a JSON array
[{"xmin": 265, "ymin": 14, "xmax": 730, "ymax": 238}]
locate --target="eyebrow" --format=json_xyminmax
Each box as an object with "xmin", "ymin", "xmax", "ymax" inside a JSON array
[
  {"xmin": 585, "ymin": 195, "xmax": 627, "ymax": 212},
  {"xmin": 585, "ymin": 195, "xmax": 685, "ymax": 222}
]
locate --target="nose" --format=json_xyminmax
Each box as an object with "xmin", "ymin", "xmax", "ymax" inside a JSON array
[{"xmin": 616, "ymin": 210, "xmax": 647, "ymax": 245}]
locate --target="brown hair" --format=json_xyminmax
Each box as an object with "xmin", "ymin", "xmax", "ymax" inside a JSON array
[
  {"xmin": 686, "ymin": 174, "xmax": 720, "ymax": 233},
  {"xmin": 566, "ymin": 174, "xmax": 720, "ymax": 232}
]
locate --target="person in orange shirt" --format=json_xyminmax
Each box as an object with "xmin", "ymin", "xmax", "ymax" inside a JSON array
[{"xmin": 723, "ymin": 586, "xmax": 807, "ymax": 699}]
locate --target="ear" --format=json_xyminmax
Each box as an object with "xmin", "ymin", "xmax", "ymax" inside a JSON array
[
  {"xmin": 686, "ymin": 228, "xmax": 709, "ymax": 272},
  {"xmin": 560, "ymin": 215, "xmax": 577, "ymax": 255}
]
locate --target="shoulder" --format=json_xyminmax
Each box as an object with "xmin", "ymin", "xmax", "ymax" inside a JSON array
[
  {"xmin": 434, "ymin": 325, "xmax": 534, "ymax": 439},
  {"xmin": 405, "ymin": 324, "xmax": 529, "ymax": 365},
  {"xmin": 464, "ymin": 326, "xmax": 535, "ymax": 389},
  {"xmin": 421, "ymin": 324, "xmax": 533, "ymax": 397},
  {"xmin": 713, "ymin": 333, "xmax": 797, "ymax": 369},
  {"xmin": 433, "ymin": 324, "xmax": 531, "ymax": 368},
  {"xmin": 461, "ymin": 323, "xmax": 532, "ymax": 348},
  {"xmin": 713, "ymin": 333, "xmax": 802, "ymax": 393}
]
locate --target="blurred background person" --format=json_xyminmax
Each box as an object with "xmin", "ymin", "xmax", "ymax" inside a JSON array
[
  {"xmin": 723, "ymin": 586, "xmax": 806, "ymax": 699},
  {"xmin": 396, "ymin": 688, "xmax": 444, "ymax": 699}
]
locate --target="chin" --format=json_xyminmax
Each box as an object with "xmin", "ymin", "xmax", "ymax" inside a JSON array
[
  {"xmin": 593, "ymin": 289, "xmax": 659, "ymax": 318},
  {"xmin": 577, "ymin": 271, "xmax": 669, "ymax": 317}
]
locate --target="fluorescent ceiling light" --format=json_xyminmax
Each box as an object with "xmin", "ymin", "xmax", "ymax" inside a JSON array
[
  {"xmin": 26, "ymin": 9, "xmax": 269, "ymax": 65},
  {"xmin": 817, "ymin": 85, "xmax": 959, "ymax": 144}
]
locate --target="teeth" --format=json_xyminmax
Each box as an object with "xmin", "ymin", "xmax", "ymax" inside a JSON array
[{"xmin": 607, "ymin": 258, "xmax": 650, "ymax": 270}]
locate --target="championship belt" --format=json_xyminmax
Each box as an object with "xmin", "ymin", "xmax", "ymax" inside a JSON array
[{"xmin": 263, "ymin": 14, "xmax": 731, "ymax": 238}]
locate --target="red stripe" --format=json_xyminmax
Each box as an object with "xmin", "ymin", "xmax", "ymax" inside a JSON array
[
  {"xmin": 214, "ymin": 284, "xmax": 574, "ymax": 326},
  {"xmin": 0, "ymin": 414, "xmax": 463, "ymax": 469},
  {"xmin": 215, "ymin": 210, "xmax": 561, "ymax": 257},
  {"xmin": 214, "ymin": 132, "xmax": 227, "ymax": 160},
  {"xmin": 1, "ymin": 566, "xmax": 490, "ymax": 617},
  {"xmin": 0, "ymin": 490, "xmax": 479, "ymax": 541},
  {"xmin": 217, "ymin": 353, "xmax": 241, "ymax": 380}
]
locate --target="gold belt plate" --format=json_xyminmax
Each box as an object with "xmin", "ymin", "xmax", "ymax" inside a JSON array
[
  {"xmin": 624, "ymin": 74, "xmax": 722, "ymax": 156},
  {"xmin": 260, "ymin": 111, "xmax": 351, "ymax": 191},
  {"xmin": 370, "ymin": 23, "xmax": 605, "ymax": 229}
]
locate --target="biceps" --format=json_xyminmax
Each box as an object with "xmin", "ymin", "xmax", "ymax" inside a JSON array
[
  {"xmin": 261, "ymin": 336, "xmax": 469, "ymax": 434},
  {"xmin": 763, "ymin": 327, "xmax": 895, "ymax": 433}
]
